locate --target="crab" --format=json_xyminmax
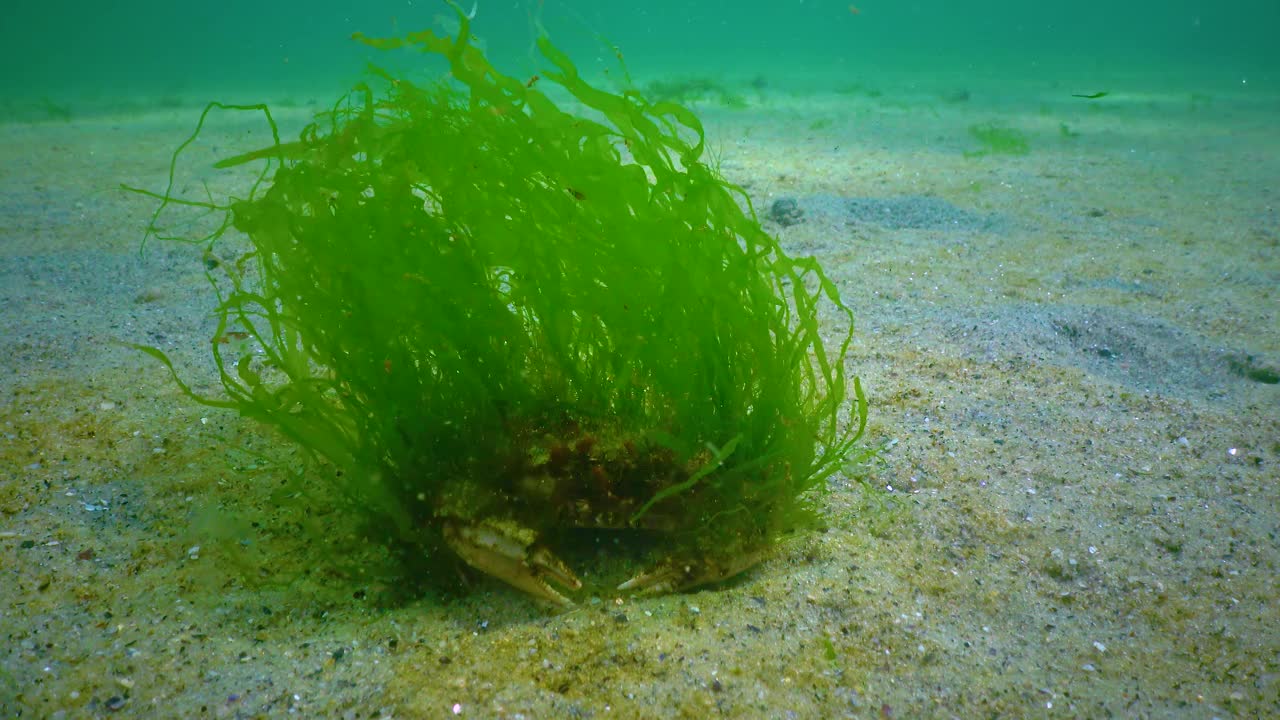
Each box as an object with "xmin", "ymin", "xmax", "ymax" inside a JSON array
[{"xmin": 430, "ymin": 420, "xmax": 769, "ymax": 606}]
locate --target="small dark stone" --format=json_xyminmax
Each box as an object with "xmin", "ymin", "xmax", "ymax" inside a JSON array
[
  {"xmin": 768, "ymin": 197, "xmax": 804, "ymax": 227},
  {"xmin": 105, "ymin": 696, "xmax": 127, "ymax": 711}
]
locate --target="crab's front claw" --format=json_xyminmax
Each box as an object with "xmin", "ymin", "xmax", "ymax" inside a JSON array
[
  {"xmin": 619, "ymin": 548, "xmax": 767, "ymax": 595},
  {"xmin": 443, "ymin": 518, "xmax": 583, "ymax": 606}
]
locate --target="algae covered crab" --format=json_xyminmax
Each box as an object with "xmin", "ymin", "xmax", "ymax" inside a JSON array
[
  {"xmin": 131, "ymin": 3, "xmax": 868, "ymax": 606},
  {"xmin": 434, "ymin": 418, "xmax": 777, "ymax": 605}
]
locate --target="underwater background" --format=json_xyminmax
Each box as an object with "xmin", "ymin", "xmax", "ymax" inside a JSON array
[
  {"xmin": 2, "ymin": 0, "xmax": 1278, "ymax": 717},
  {"xmin": 4, "ymin": 0, "xmax": 1279, "ymax": 104}
]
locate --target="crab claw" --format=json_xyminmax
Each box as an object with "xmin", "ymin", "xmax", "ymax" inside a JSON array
[
  {"xmin": 442, "ymin": 518, "xmax": 583, "ymax": 606},
  {"xmin": 618, "ymin": 549, "xmax": 767, "ymax": 595}
]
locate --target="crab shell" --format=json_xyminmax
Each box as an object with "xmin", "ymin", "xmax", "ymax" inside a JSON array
[{"xmin": 430, "ymin": 425, "xmax": 769, "ymax": 606}]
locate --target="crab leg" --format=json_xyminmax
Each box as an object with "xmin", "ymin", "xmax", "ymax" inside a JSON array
[
  {"xmin": 618, "ymin": 549, "xmax": 768, "ymax": 595},
  {"xmin": 442, "ymin": 518, "xmax": 583, "ymax": 606}
]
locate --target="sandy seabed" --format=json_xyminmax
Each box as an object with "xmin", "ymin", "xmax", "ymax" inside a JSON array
[{"xmin": 2, "ymin": 65, "xmax": 1278, "ymax": 719}]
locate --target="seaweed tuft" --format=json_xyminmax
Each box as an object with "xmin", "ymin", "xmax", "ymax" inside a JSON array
[{"xmin": 126, "ymin": 3, "xmax": 869, "ymax": 596}]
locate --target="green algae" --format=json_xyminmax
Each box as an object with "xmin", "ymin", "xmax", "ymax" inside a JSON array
[
  {"xmin": 964, "ymin": 122, "xmax": 1030, "ymax": 157},
  {"xmin": 125, "ymin": 3, "xmax": 867, "ymax": 594}
]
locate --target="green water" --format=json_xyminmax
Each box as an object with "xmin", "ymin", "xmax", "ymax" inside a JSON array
[{"xmin": 3, "ymin": 0, "xmax": 1276, "ymax": 109}]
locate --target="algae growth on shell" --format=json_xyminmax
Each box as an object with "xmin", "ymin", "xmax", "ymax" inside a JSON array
[{"xmin": 128, "ymin": 3, "xmax": 869, "ymax": 605}]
